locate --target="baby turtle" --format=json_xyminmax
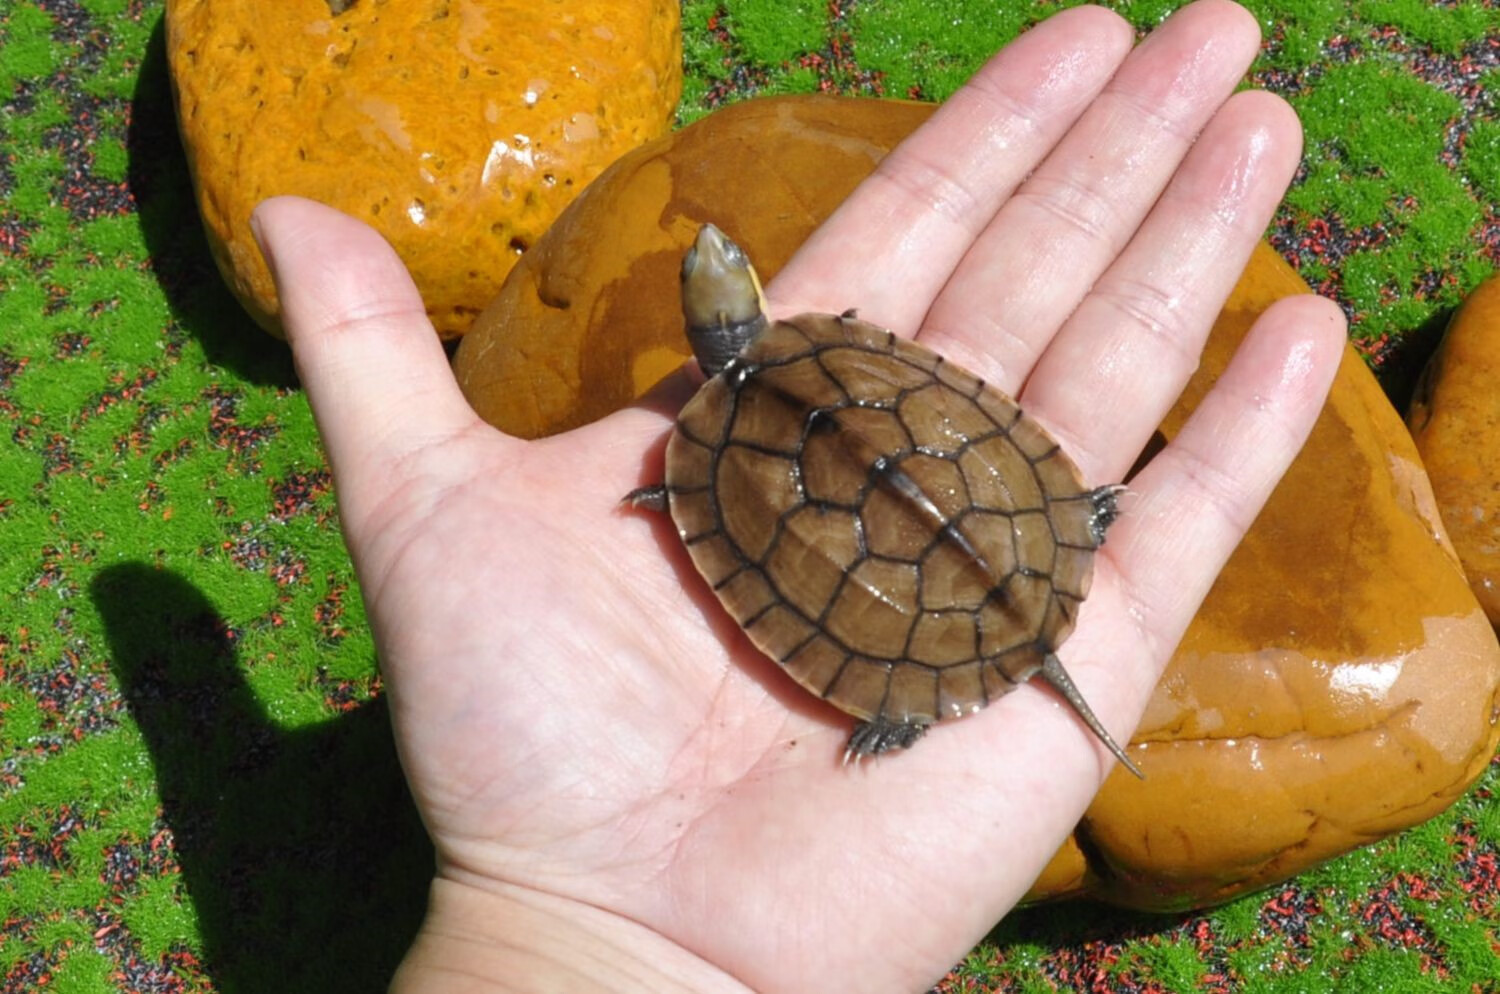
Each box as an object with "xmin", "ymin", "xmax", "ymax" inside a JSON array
[{"xmin": 629, "ymin": 224, "xmax": 1141, "ymax": 776}]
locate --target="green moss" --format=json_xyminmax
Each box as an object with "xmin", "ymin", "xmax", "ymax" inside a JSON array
[
  {"xmin": 0, "ymin": 686, "xmax": 46, "ymax": 746},
  {"xmin": 1340, "ymin": 945, "xmax": 1453, "ymax": 992},
  {"xmin": 1127, "ymin": 937, "xmax": 1208, "ymax": 990},
  {"xmin": 1240, "ymin": 0, "xmax": 1353, "ymax": 69},
  {"xmin": 0, "ymin": 3, "xmax": 64, "ymax": 94},
  {"xmin": 721, "ymin": 0, "xmax": 827, "ymax": 67},
  {"xmin": 79, "ymin": 0, "xmax": 134, "ymax": 16},
  {"xmin": 1463, "ymin": 119, "xmax": 1500, "ymax": 203},
  {"xmin": 1211, "ymin": 890, "xmax": 1263, "ymax": 943},
  {"xmin": 848, "ymin": 0, "xmax": 1032, "ymax": 99},
  {"xmin": 1227, "ymin": 943, "xmax": 1280, "ymax": 993},
  {"xmin": 1294, "ymin": 60, "xmax": 1461, "ymax": 184},
  {"xmin": 49, "ymin": 947, "xmax": 118, "ymax": 994},
  {"xmin": 120, "ymin": 873, "xmax": 202, "ymax": 960},
  {"xmin": 1107, "ymin": 0, "xmax": 1189, "ymax": 29},
  {"xmin": 1357, "ymin": 0, "xmax": 1499, "ymax": 54}
]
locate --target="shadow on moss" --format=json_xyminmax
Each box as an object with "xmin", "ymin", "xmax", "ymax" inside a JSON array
[
  {"xmin": 126, "ymin": 14, "xmax": 298, "ymax": 390},
  {"xmin": 92, "ymin": 563, "xmax": 431, "ymax": 992}
]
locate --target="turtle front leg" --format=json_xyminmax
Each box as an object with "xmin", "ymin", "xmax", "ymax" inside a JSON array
[{"xmin": 623, "ymin": 484, "xmax": 669, "ymax": 512}]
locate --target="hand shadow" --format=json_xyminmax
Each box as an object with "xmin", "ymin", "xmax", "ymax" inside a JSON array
[{"xmin": 92, "ymin": 564, "xmax": 432, "ymax": 992}]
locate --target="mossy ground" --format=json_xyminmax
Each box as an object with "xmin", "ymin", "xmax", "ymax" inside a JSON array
[{"xmin": 0, "ymin": 0, "xmax": 1496, "ymax": 991}]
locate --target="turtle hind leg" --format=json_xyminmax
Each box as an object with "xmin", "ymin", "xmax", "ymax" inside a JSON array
[
  {"xmin": 844, "ymin": 719, "xmax": 928, "ymax": 764},
  {"xmin": 622, "ymin": 484, "xmax": 669, "ymax": 512},
  {"xmin": 1037, "ymin": 653, "xmax": 1145, "ymax": 779}
]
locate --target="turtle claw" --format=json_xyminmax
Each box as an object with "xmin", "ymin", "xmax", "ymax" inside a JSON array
[
  {"xmin": 1087, "ymin": 484, "xmax": 1127, "ymax": 545},
  {"xmin": 844, "ymin": 719, "xmax": 928, "ymax": 764},
  {"xmin": 623, "ymin": 484, "xmax": 669, "ymax": 513}
]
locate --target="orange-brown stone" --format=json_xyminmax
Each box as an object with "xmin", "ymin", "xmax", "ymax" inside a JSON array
[
  {"xmin": 166, "ymin": 0, "xmax": 680, "ymax": 339},
  {"xmin": 457, "ymin": 95, "xmax": 1500, "ymax": 910},
  {"xmin": 454, "ymin": 97, "xmax": 935, "ymax": 435},
  {"xmin": 1061, "ymin": 245, "xmax": 1500, "ymax": 910},
  {"xmin": 1408, "ymin": 274, "xmax": 1500, "ymax": 625}
]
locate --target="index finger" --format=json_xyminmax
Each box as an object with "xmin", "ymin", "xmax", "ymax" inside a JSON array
[{"xmin": 765, "ymin": 5, "xmax": 1133, "ymax": 330}]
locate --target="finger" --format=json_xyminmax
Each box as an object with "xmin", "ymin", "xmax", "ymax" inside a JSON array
[
  {"xmin": 919, "ymin": 0, "xmax": 1264, "ymax": 392},
  {"xmin": 764, "ymin": 4, "xmax": 1134, "ymax": 328},
  {"xmin": 1101, "ymin": 294, "xmax": 1346, "ymax": 675},
  {"xmin": 1023, "ymin": 90, "xmax": 1305, "ymax": 485},
  {"xmin": 250, "ymin": 196, "xmax": 482, "ymax": 508}
]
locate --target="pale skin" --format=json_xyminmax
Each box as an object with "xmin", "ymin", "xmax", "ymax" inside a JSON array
[{"xmin": 249, "ymin": 2, "xmax": 1347, "ymax": 991}]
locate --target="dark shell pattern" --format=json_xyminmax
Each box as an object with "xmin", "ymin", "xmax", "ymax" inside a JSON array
[{"xmin": 662, "ymin": 313, "xmax": 1110, "ymax": 732}]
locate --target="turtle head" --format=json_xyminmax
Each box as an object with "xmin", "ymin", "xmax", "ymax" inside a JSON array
[{"xmin": 681, "ymin": 224, "xmax": 769, "ymax": 378}]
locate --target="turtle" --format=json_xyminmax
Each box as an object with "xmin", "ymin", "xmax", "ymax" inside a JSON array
[{"xmin": 627, "ymin": 224, "xmax": 1142, "ymax": 776}]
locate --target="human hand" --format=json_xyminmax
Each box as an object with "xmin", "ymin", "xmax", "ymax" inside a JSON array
[{"xmin": 250, "ymin": 2, "xmax": 1345, "ymax": 991}]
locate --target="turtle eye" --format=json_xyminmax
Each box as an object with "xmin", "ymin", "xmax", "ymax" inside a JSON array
[
  {"xmin": 680, "ymin": 245, "xmax": 699, "ymax": 282},
  {"xmin": 722, "ymin": 240, "xmax": 747, "ymax": 269}
]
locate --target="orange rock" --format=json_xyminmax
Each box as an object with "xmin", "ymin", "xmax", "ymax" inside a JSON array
[
  {"xmin": 457, "ymin": 95, "xmax": 1500, "ymax": 910},
  {"xmin": 166, "ymin": 0, "xmax": 680, "ymax": 339},
  {"xmin": 1408, "ymin": 274, "xmax": 1500, "ymax": 625},
  {"xmin": 454, "ymin": 96, "xmax": 936, "ymax": 435},
  {"xmin": 1064, "ymin": 245, "xmax": 1500, "ymax": 910}
]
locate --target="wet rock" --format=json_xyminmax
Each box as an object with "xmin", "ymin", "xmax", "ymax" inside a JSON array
[
  {"xmin": 1047, "ymin": 245, "xmax": 1500, "ymax": 910},
  {"xmin": 454, "ymin": 96, "xmax": 936, "ymax": 436},
  {"xmin": 1408, "ymin": 274, "xmax": 1500, "ymax": 625},
  {"xmin": 457, "ymin": 95, "xmax": 1500, "ymax": 910},
  {"xmin": 166, "ymin": 0, "xmax": 680, "ymax": 339}
]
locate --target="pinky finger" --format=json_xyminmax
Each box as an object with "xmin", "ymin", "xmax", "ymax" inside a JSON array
[{"xmin": 1102, "ymin": 293, "xmax": 1347, "ymax": 659}]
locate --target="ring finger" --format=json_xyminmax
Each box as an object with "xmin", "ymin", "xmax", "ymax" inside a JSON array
[{"xmin": 918, "ymin": 0, "xmax": 1265, "ymax": 393}]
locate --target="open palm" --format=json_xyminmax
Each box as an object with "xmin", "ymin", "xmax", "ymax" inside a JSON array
[{"xmin": 251, "ymin": 3, "xmax": 1344, "ymax": 991}]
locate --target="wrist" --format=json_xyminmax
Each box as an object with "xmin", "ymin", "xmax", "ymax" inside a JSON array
[{"xmin": 390, "ymin": 876, "xmax": 752, "ymax": 994}]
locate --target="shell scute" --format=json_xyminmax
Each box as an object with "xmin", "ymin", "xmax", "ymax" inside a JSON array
[
  {"xmin": 957, "ymin": 436, "xmax": 1046, "ymax": 514},
  {"xmin": 743, "ymin": 353, "xmax": 844, "ymax": 414},
  {"xmin": 714, "ymin": 445, "xmax": 802, "ymax": 562},
  {"xmin": 667, "ymin": 487, "xmax": 717, "ymax": 544},
  {"xmin": 892, "ymin": 453, "xmax": 971, "ymax": 520},
  {"xmin": 824, "ymin": 557, "xmax": 920, "ymax": 658},
  {"xmin": 714, "ymin": 567, "xmax": 778, "ymax": 623},
  {"xmin": 981, "ymin": 658, "xmax": 1021, "ymax": 701},
  {"xmin": 676, "ymin": 375, "xmax": 732, "ymax": 449},
  {"xmin": 744, "ymin": 603, "xmax": 817, "ymax": 661},
  {"xmin": 936, "ymin": 660, "xmax": 986, "ymax": 718},
  {"xmin": 1047, "ymin": 490, "xmax": 1109, "ymax": 551},
  {"xmin": 825, "ymin": 657, "xmax": 894, "ymax": 720},
  {"xmin": 859, "ymin": 484, "xmax": 934, "ymax": 561},
  {"xmin": 919, "ymin": 534, "xmax": 1005, "ymax": 612},
  {"xmin": 727, "ymin": 376, "xmax": 813, "ymax": 452},
  {"xmin": 818, "ymin": 347, "xmax": 933, "ymax": 398},
  {"xmin": 766, "ymin": 506, "xmax": 861, "ymax": 616},
  {"xmin": 783, "ymin": 635, "xmax": 853, "ymax": 699},
  {"xmin": 683, "ymin": 532, "xmax": 744, "ymax": 588},
  {"xmin": 909, "ymin": 610, "xmax": 979, "ymax": 667},
  {"xmin": 898, "ymin": 383, "xmax": 996, "ymax": 455},
  {"xmin": 885, "ymin": 662, "xmax": 941, "ymax": 724}
]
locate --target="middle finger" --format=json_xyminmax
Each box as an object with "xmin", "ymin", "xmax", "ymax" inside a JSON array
[{"xmin": 918, "ymin": 0, "xmax": 1264, "ymax": 393}]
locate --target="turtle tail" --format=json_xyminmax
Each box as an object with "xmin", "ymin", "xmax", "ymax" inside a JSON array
[{"xmin": 1037, "ymin": 653, "xmax": 1145, "ymax": 779}]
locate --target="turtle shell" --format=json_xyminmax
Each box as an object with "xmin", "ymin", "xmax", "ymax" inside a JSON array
[{"xmin": 661, "ymin": 312, "xmax": 1117, "ymax": 748}]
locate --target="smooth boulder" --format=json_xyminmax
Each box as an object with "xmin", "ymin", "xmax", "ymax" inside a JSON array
[
  {"xmin": 455, "ymin": 97, "xmax": 935, "ymax": 435},
  {"xmin": 455, "ymin": 95, "xmax": 1500, "ymax": 910},
  {"xmin": 1407, "ymin": 274, "xmax": 1500, "ymax": 625},
  {"xmin": 167, "ymin": 0, "xmax": 680, "ymax": 338},
  {"xmin": 1039, "ymin": 244, "xmax": 1500, "ymax": 909}
]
